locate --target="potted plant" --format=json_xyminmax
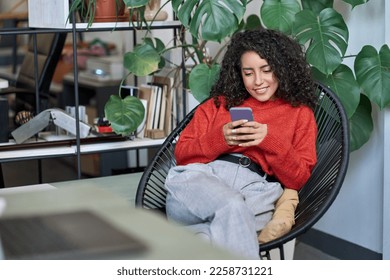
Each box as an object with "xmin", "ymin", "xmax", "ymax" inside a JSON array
[
  {"xmin": 68, "ymin": 0, "xmax": 126, "ymax": 28},
  {"xmin": 108, "ymin": 0, "xmax": 389, "ymax": 152}
]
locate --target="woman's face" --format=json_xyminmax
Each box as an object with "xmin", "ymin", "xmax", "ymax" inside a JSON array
[{"xmin": 240, "ymin": 51, "xmax": 279, "ymax": 102}]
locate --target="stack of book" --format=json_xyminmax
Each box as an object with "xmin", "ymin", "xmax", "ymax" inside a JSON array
[{"xmin": 137, "ymin": 74, "xmax": 175, "ymax": 139}]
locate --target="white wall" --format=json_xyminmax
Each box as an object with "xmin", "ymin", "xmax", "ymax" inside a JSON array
[
  {"xmin": 383, "ymin": 1, "xmax": 390, "ymax": 261},
  {"xmin": 312, "ymin": 0, "xmax": 388, "ymax": 257}
]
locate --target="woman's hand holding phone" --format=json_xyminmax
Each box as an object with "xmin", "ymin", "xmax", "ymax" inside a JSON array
[
  {"xmin": 229, "ymin": 107, "xmax": 254, "ymax": 122},
  {"xmin": 224, "ymin": 107, "xmax": 267, "ymax": 147}
]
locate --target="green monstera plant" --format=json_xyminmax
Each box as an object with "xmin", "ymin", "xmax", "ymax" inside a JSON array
[{"xmin": 105, "ymin": 0, "xmax": 390, "ymax": 152}]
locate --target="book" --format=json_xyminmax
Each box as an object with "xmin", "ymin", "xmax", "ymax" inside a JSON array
[
  {"xmin": 152, "ymin": 74, "xmax": 175, "ymax": 136},
  {"xmin": 151, "ymin": 84, "xmax": 162, "ymax": 130},
  {"xmin": 136, "ymin": 99, "xmax": 148, "ymax": 138},
  {"xmin": 149, "ymin": 81, "xmax": 167, "ymax": 132},
  {"xmin": 158, "ymin": 83, "xmax": 168, "ymax": 131},
  {"xmin": 171, "ymin": 85, "xmax": 177, "ymax": 131},
  {"xmin": 138, "ymin": 85, "xmax": 156, "ymax": 136}
]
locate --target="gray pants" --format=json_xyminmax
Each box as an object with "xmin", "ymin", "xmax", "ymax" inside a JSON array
[{"xmin": 165, "ymin": 160, "xmax": 283, "ymax": 259}]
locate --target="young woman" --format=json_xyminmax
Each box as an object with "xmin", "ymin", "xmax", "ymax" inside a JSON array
[{"xmin": 165, "ymin": 28, "xmax": 318, "ymax": 259}]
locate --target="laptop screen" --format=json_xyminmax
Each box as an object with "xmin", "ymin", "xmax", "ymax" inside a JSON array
[{"xmin": 0, "ymin": 210, "xmax": 147, "ymax": 260}]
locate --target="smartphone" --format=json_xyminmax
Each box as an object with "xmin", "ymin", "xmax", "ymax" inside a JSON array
[{"xmin": 229, "ymin": 107, "xmax": 254, "ymax": 122}]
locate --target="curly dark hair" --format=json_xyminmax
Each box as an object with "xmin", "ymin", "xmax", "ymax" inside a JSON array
[{"xmin": 210, "ymin": 28, "xmax": 317, "ymax": 110}]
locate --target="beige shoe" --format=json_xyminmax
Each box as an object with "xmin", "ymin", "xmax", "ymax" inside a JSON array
[{"xmin": 258, "ymin": 189, "xmax": 299, "ymax": 243}]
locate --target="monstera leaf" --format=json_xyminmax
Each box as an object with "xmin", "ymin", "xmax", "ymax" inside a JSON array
[
  {"xmin": 301, "ymin": 0, "xmax": 333, "ymax": 14},
  {"xmin": 293, "ymin": 8, "xmax": 348, "ymax": 75},
  {"xmin": 355, "ymin": 44, "xmax": 390, "ymax": 110},
  {"xmin": 172, "ymin": 0, "xmax": 247, "ymax": 42},
  {"xmin": 342, "ymin": 0, "xmax": 370, "ymax": 9},
  {"xmin": 312, "ymin": 64, "xmax": 361, "ymax": 118},
  {"xmin": 144, "ymin": 37, "xmax": 166, "ymax": 70},
  {"xmin": 123, "ymin": 43, "xmax": 160, "ymax": 76},
  {"xmin": 260, "ymin": 0, "xmax": 301, "ymax": 34},
  {"xmin": 244, "ymin": 14, "xmax": 262, "ymax": 30},
  {"xmin": 104, "ymin": 95, "xmax": 145, "ymax": 136},
  {"xmin": 123, "ymin": 0, "xmax": 149, "ymax": 8},
  {"xmin": 189, "ymin": 63, "xmax": 221, "ymax": 103},
  {"xmin": 349, "ymin": 94, "xmax": 373, "ymax": 152}
]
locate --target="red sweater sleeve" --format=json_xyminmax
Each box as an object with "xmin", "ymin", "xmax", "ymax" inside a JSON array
[{"xmin": 175, "ymin": 99, "xmax": 232, "ymax": 164}]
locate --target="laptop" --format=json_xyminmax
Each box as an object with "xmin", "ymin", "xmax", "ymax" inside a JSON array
[{"xmin": 0, "ymin": 210, "xmax": 147, "ymax": 260}]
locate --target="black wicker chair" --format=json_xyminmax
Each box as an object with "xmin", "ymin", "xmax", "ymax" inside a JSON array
[{"xmin": 136, "ymin": 82, "xmax": 350, "ymax": 259}]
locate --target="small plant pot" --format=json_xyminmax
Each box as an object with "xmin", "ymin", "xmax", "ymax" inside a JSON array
[{"xmin": 85, "ymin": 0, "xmax": 127, "ymax": 22}]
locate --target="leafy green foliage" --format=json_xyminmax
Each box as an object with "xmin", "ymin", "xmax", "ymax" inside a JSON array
[
  {"xmin": 104, "ymin": 95, "xmax": 145, "ymax": 136},
  {"xmin": 123, "ymin": 43, "xmax": 160, "ymax": 76},
  {"xmin": 244, "ymin": 14, "xmax": 262, "ymax": 30},
  {"xmin": 355, "ymin": 44, "xmax": 390, "ymax": 109},
  {"xmin": 260, "ymin": 0, "xmax": 301, "ymax": 34},
  {"xmin": 144, "ymin": 37, "xmax": 166, "ymax": 70},
  {"xmin": 123, "ymin": 0, "xmax": 149, "ymax": 8},
  {"xmin": 293, "ymin": 8, "xmax": 349, "ymax": 75},
  {"xmin": 312, "ymin": 64, "xmax": 360, "ymax": 118},
  {"xmin": 301, "ymin": 0, "xmax": 333, "ymax": 14},
  {"xmin": 189, "ymin": 64, "xmax": 221, "ymax": 103},
  {"xmin": 342, "ymin": 0, "xmax": 370, "ymax": 9},
  {"xmin": 349, "ymin": 94, "xmax": 373, "ymax": 151},
  {"xmin": 172, "ymin": 0, "xmax": 247, "ymax": 42}
]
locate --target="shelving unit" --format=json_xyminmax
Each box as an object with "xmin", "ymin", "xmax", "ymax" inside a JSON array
[
  {"xmin": 0, "ymin": 137, "xmax": 165, "ymax": 163},
  {"xmin": 28, "ymin": 0, "xmax": 180, "ymax": 30},
  {"xmin": 0, "ymin": 4, "xmax": 184, "ymax": 185}
]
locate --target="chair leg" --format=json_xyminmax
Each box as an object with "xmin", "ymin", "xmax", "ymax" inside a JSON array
[
  {"xmin": 260, "ymin": 245, "xmax": 286, "ymax": 260},
  {"xmin": 260, "ymin": 250, "xmax": 271, "ymax": 260},
  {"xmin": 278, "ymin": 245, "xmax": 285, "ymax": 260}
]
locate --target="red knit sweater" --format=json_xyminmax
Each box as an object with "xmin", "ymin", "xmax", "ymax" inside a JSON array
[{"xmin": 175, "ymin": 96, "xmax": 318, "ymax": 190}]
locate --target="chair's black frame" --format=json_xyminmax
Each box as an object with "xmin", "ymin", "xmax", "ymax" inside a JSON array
[{"xmin": 135, "ymin": 82, "xmax": 350, "ymax": 259}]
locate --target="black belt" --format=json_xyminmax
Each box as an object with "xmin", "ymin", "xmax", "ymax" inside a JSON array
[{"xmin": 217, "ymin": 154, "xmax": 278, "ymax": 182}]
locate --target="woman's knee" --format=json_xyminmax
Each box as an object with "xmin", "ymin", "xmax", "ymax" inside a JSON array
[{"xmin": 221, "ymin": 194, "xmax": 251, "ymax": 214}]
